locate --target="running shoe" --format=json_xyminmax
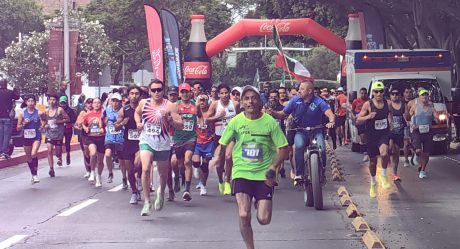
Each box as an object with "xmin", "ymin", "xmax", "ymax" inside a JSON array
[
  {"xmin": 167, "ymin": 189, "xmax": 175, "ymax": 201},
  {"xmin": 218, "ymin": 182, "xmax": 224, "ymax": 195},
  {"xmin": 369, "ymin": 183, "xmax": 377, "ymax": 198},
  {"xmin": 95, "ymin": 174, "xmax": 102, "ymax": 187},
  {"xmin": 31, "ymin": 175, "xmax": 40, "ymax": 184},
  {"xmin": 380, "ymin": 175, "xmax": 390, "ymax": 189},
  {"xmin": 362, "ymin": 155, "xmax": 369, "ymax": 162},
  {"xmin": 392, "ymin": 175, "xmax": 401, "ymax": 182},
  {"xmin": 66, "ymin": 156, "xmax": 71, "ymax": 166},
  {"xmin": 49, "ymin": 168, "xmax": 55, "ymax": 177},
  {"xmin": 84, "ymin": 171, "xmax": 91, "ymax": 178},
  {"xmin": 196, "ymin": 181, "xmax": 204, "ymax": 190},
  {"xmin": 129, "ymin": 193, "xmax": 138, "ymax": 204},
  {"xmin": 154, "ymin": 191, "xmax": 164, "ymax": 211},
  {"xmin": 200, "ymin": 186, "xmax": 207, "ymax": 196},
  {"xmin": 293, "ymin": 175, "xmax": 303, "ymax": 187},
  {"xmin": 403, "ymin": 161, "xmax": 410, "ymax": 167},
  {"xmin": 223, "ymin": 182, "xmax": 231, "ymax": 195},
  {"xmin": 88, "ymin": 171, "xmax": 95, "ymax": 183},
  {"xmin": 107, "ymin": 173, "xmax": 113, "ymax": 183},
  {"xmin": 57, "ymin": 159, "xmax": 62, "ymax": 167},
  {"xmin": 122, "ymin": 178, "xmax": 128, "ymax": 189},
  {"xmin": 182, "ymin": 191, "xmax": 192, "ymax": 201},
  {"xmin": 419, "ymin": 170, "xmax": 427, "ymax": 179},
  {"xmin": 140, "ymin": 201, "xmax": 153, "ymax": 216}
]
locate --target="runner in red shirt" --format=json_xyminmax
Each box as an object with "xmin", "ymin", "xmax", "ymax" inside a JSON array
[
  {"xmin": 335, "ymin": 87, "xmax": 348, "ymax": 145},
  {"xmin": 352, "ymin": 88, "xmax": 369, "ymax": 161}
]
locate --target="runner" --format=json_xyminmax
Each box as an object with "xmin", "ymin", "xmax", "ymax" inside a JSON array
[
  {"xmin": 389, "ymin": 88, "xmax": 407, "ymax": 182},
  {"xmin": 356, "ymin": 81, "xmax": 392, "ymax": 198},
  {"xmin": 210, "ymin": 86, "xmax": 219, "ymax": 102},
  {"xmin": 44, "ymin": 92, "xmax": 70, "ymax": 177},
  {"xmin": 351, "ymin": 88, "xmax": 369, "ymax": 161},
  {"xmin": 409, "ymin": 88, "xmax": 439, "ymax": 178},
  {"xmin": 17, "ymin": 95, "xmax": 46, "ymax": 183},
  {"xmin": 167, "ymin": 86, "xmax": 178, "ymax": 103},
  {"xmin": 322, "ymin": 88, "xmax": 338, "ymax": 150},
  {"xmin": 135, "ymin": 79, "xmax": 182, "ymax": 216},
  {"xmin": 193, "ymin": 93, "xmax": 215, "ymax": 196},
  {"xmin": 192, "ymin": 82, "xmax": 203, "ymax": 100},
  {"xmin": 171, "ymin": 83, "xmax": 199, "ymax": 201},
  {"xmin": 268, "ymin": 81, "xmax": 335, "ymax": 185},
  {"xmin": 103, "ymin": 93, "xmax": 124, "ymax": 184},
  {"xmin": 218, "ymin": 85, "xmax": 288, "ymax": 249},
  {"xmin": 75, "ymin": 98, "xmax": 93, "ymax": 178},
  {"xmin": 82, "ymin": 98, "xmax": 106, "ymax": 187},
  {"xmin": 206, "ymin": 83, "xmax": 240, "ymax": 195},
  {"xmin": 335, "ymin": 87, "xmax": 348, "ymax": 146},
  {"xmin": 117, "ymin": 85, "xmax": 142, "ymax": 204},
  {"xmin": 59, "ymin": 96, "xmax": 76, "ymax": 166},
  {"xmin": 403, "ymin": 86, "xmax": 414, "ymax": 167}
]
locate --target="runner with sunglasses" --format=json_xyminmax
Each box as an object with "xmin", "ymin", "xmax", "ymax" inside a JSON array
[
  {"xmin": 389, "ymin": 89, "xmax": 408, "ymax": 182},
  {"xmin": 135, "ymin": 79, "xmax": 182, "ymax": 216},
  {"xmin": 356, "ymin": 81, "xmax": 393, "ymax": 198}
]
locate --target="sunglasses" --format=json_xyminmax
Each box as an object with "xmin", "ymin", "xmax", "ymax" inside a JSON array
[
  {"xmin": 150, "ymin": 88, "xmax": 163, "ymax": 93},
  {"xmin": 390, "ymin": 92, "xmax": 399, "ymax": 95},
  {"xmin": 373, "ymin": 90, "xmax": 384, "ymax": 94},
  {"xmin": 232, "ymin": 92, "xmax": 240, "ymax": 96}
]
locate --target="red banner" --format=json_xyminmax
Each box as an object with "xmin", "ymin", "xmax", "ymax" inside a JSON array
[
  {"xmin": 144, "ymin": 4, "xmax": 164, "ymax": 82},
  {"xmin": 183, "ymin": 61, "xmax": 210, "ymax": 79},
  {"xmin": 48, "ymin": 29, "xmax": 64, "ymax": 82},
  {"xmin": 69, "ymin": 31, "xmax": 81, "ymax": 95}
]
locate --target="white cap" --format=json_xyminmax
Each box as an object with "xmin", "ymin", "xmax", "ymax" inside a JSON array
[
  {"xmin": 111, "ymin": 93, "xmax": 122, "ymax": 101},
  {"xmin": 241, "ymin": 85, "xmax": 260, "ymax": 98},
  {"xmin": 337, "ymin": 87, "xmax": 344, "ymax": 92},
  {"xmin": 231, "ymin": 86, "xmax": 242, "ymax": 94}
]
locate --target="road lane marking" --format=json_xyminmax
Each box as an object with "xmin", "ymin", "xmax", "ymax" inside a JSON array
[
  {"xmin": 58, "ymin": 199, "xmax": 98, "ymax": 217},
  {"xmin": 444, "ymin": 156, "xmax": 460, "ymax": 164},
  {"xmin": 0, "ymin": 235, "xmax": 28, "ymax": 249},
  {"xmin": 108, "ymin": 184, "xmax": 123, "ymax": 192}
]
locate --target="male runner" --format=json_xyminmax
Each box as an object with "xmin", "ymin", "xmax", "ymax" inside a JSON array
[
  {"xmin": 135, "ymin": 79, "xmax": 182, "ymax": 216},
  {"xmin": 352, "ymin": 88, "xmax": 369, "ymax": 161},
  {"xmin": 335, "ymin": 87, "xmax": 348, "ymax": 146},
  {"xmin": 103, "ymin": 93, "xmax": 124, "ymax": 184},
  {"xmin": 389, "ymin": 88, "xmax": 408, "ymax": 181},
  {"xmin": 59, "ymin": 96, "xmax": 76, "ymax": 166},
  {"xmin": 357, "ymin": 81, "xmax": 392, "ymax": 198},
  {"xmin": 403, "ymin": 86, "xmax": 414, "ymax": 166},
  {"xmin": 219, "ymin": 85, "xmax": 288, "ymax": 249},
  {"xmin": 45, "ymin": 93, "xmax": 69, "ymax": 176}
]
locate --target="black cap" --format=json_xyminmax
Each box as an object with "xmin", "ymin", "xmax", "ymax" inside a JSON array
[{"xmin": 168, "ymin": 87, "xmax": 178, "ymax": 94}]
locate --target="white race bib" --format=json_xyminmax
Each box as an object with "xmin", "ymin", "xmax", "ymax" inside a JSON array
[
  {"xmin": 145, "ymin": 122, "xmax": 161, "ymax": 136},
  {"xmin": 24, "ymin": 129, "xmax": 36, "ymax": 139},
  {"xmin": 128, "ymin": 129, "xmax": 140, "ymax": 140},
  {"xmin": 90, "ymin": 124, "xmax": 102, "ymax": 134},
  {"xmin": 183, "ymin": 120, "xmax": 194, "ymax": 131},
  {"xmin": 375, "ymin": 119, "xmax": 388, "ymax": 130},
  {"xmin": 242, "ymin": 144, "xmax": 263, "ymax": 162},
  {"xmin": 419, "ymin": 124, "xmax": 430, "ymax": 134},
  {"xmin": 197, "ymin": 123, "xmax": 207, "ymax": 129},
  {"xmin": 48, "ymin": 119, "xmax": 57, "ymax": 129},
  {"xmin": 108, "ymin": 124, "xmax": 122, "ymax": 135}
]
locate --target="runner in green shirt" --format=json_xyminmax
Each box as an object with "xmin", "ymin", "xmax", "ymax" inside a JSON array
[{"xmin": 219, "ymin": 85, "xmax": 288, "ymax": 249}]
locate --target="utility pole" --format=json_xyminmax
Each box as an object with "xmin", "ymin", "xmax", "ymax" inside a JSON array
[
  {"xmin": 63, "ymin": 0, "xmax": 70, "ymax": 97},
  {"xmin": 122, "ymin": 54, "xmax": 125, "ymax": 86}
]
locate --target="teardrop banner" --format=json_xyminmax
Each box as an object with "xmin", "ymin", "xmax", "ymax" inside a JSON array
[{"xmin": 144, "ymin": 4, "xmax": 164, "ymax": 82}]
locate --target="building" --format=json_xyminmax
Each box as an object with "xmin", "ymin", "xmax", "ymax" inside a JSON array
[{"xmin": 35, "ymin": 0, "xmax": 91, "ymax": 15}]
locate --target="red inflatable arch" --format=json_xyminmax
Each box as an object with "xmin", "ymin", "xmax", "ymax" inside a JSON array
[{"xmin": 206, "ymin": 18, "xmax": 346, "ymax": 57}]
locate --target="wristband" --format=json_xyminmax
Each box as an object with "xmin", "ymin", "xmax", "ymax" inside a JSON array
[{"xmin": 265, "ymin": 169, "xmax": 276, "ymax": 180}]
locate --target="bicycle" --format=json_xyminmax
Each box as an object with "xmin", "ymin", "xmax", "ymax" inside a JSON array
[{"xmin": 288, "ymin": 125, "xmax": 325, "ymax": 210}]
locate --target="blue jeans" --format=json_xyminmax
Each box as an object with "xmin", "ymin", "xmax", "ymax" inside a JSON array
[
  {"xmin": 0, "ymin": 118, "xmax": 12, "ymax": 155},
  {"xmin": 294, "ymin": 131, "xmax": 326, "ymax": 177}
]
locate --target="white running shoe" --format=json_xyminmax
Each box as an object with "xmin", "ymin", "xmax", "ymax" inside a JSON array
[
  {"xmin": 129, "ymin": 193, "xmax": 138, "ymax": 204},
  {"xmin": 362, "ymin": 155, "xmax": 369, "ymax": 162},
  {"xmin": 403, "ymin": 161, "xmax": 410, "ymax": 167},
  {"xmin": 200, "ymin": 186, "xmax": 207, "ymax": 196},
  {"xmin": 193, "ymin": 167, "xmax": 200, "ymax": 179},
  {"xmin": 196, "ymin": 181, "xmax": 204, "ymax": 189},
  {"xmin": 95, "ymin": 174, "xmax": 102, "ymax": 187},
  {"xmin": 84, "ymin": 171, "xmax": 91, "ymax": 178},
  {"xmin": 88, "ymin": 171, "xmax": 95, "ymax": 183},
  {"xmin": 32, "ymin": 175, "xmax": 40, "ymax": 184}
]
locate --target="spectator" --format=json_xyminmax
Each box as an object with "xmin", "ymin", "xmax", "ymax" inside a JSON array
[{"xmin": 0, "ymin": 79, "xmax": 20, "ymax": 159}]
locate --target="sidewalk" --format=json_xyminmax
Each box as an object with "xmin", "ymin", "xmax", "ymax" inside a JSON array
[{"xmin": 0, "ymin": 138, "xmax": 81, "ymax": 169}]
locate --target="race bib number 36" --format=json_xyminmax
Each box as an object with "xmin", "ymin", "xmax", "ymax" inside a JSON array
[
  {"xmin": 242, "ymin": 144, "xmax": 263, "ymax": 162},
  {"xmin": 128, "ymin": 129, "xmax": 140, "ymax": 140},
  {"xmin": 183, "ymin": 120, "xmax": 194, "ymax": 131},
  {"xmin": 145, "ymin": 123, "xmax": 161, "ymax": 136},
  {"xmin": 375, "ymin": 119, "xmax": 388, "ymax": 130},
  {"xmin": 419, "ymin": 124, "xmax": 430, "ymax": 134},
  {"xmin": 108, "ymin": 125, "xmax": 122, "ymax": 135},
  {"xmin": 24, "ymin": 129, "xmax": 36, "ymax": 139}
]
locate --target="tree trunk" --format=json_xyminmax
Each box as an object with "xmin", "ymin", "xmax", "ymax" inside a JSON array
[{"xmin": 113, "ymin": 55, "xmax": 123, "ymax": 85}]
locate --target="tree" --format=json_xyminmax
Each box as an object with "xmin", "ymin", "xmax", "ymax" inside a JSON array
[
  {"xmin": 0, "ymin": 31, "xmax": 49, "ymax": 95},
  {"xmin": 303, "ymin": 46, "xmax": 339, "ymax": 80},
  {"xmin": 0, "ymin": 0, "xmax": 45, "ymax": 58}
]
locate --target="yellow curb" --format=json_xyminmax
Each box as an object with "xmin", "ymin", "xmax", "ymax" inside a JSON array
[
  {"xmin": 352, "ymin": 217, "xmax": 370, "ymax": 232},
  {"xmin": 346, "ymin": 203, "xmax": 359, "ymax": 218},
  {"xmin": 337, "ymin": 186, "xmax": 349, "ymax": 197},
  {"xmin": 340, "ymin": 194, "xmax": 353, "ymax": 206},
  {"xmin": 362, "ymin": 230, "xmax": 385, "ymax": 249}
]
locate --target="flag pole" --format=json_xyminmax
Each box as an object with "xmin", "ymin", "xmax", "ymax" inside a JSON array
[{"xmin": 274, "ymin": 25, "xmax": 294, "ymax": 86}]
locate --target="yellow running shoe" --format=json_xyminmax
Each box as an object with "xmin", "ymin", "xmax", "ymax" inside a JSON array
[
  {"xmin": 218, "ymin": 183, "xmax": 225, "ymax": 195},
  {"xmin": 369, "ymin": 183, "xmax": 377, "ymax": 198},
  {"xmin": 380, "ymin": 175, "xmax": 391, "ymax": 189},
  {"xmin": 223, "ymin": 182, "xmax": 231, "ymax": 195}
]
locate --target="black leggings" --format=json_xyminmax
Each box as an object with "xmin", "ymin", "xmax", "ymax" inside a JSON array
[{"xmin": 63, "ymin": 132, "xmax": 72, "ymax": 156}]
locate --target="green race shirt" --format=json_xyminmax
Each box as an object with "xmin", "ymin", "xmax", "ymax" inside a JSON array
[
  {"xmin": 173, "ymin": 100, "xmax": 198, "ymax": 142},
  {"xmin": 219, "ymin": 112, "xmax": 288, "ymax": 181}
]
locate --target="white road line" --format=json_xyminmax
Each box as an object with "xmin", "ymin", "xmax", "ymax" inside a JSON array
[
  {"xmin": 58, "ymin": 199, "xmax": 98, "ymax": 217},
  {"xmin": 444, "ymin": 156, "xmax": 460, "ymax": 164},
  {"xmin": 0, "ymin": 235, "xmax": 28, "ymax": 249},
  {"xmin": 108, "ymin": 184, "xmax": 123, "ymax": 192}
]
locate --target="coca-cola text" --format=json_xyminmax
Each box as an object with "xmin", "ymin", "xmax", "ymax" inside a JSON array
[
  {"xmin": 259, "ymin": 22, "xmax": 291, "ymax": 33},
  {"xmin": 184, "ymin": 62, "xmax": 210, "ymax": 79}
]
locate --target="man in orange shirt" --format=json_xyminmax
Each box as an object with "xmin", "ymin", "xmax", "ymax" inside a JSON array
[
  {"xmin": 335, "ymin": 87, "xmax": 348, "ymax": 145},
  {"xmin": 352, "ymin": 88, "xmax": 369, "ymax": 161}
]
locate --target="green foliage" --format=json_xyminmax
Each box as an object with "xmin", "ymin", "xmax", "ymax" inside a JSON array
[
  {"xmin": 0, "ymin": 31, "xmax": 49, "ymax": 95},
  {"xmin": 0, "ymin": 0, "xmax": 45, "ymax": 58},
  {"xmin": 303, "ymin": 46, "xmax": 339, "ymax": 80}
]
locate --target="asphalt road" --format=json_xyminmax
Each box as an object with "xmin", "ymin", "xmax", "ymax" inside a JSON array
[{"xmin": 0, "ymin": 150, "xmax": 363, "ymax": 249}]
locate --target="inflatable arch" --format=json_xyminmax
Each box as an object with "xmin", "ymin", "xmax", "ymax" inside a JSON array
[{"xmin": 206, "ymin": 18, "xmax": 347, "ymax": 57}]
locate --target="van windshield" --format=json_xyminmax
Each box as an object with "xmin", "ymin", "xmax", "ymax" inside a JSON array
[{"xmin": 376, "ymin": 79, "xmax": 444, "ymax": 103}]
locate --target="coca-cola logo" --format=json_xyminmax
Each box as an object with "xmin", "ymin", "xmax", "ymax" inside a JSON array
[
  {"xmin": 259, "ymin": 22, "xmax": 291, "ymax": 33},
  {"xmin": 185, "ymin": 65, "xmax": 209, "ymax": 75}
]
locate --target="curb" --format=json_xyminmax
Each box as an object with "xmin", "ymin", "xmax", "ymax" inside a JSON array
[{"xmin": 0, "ymin": 143, "xmax": 81, "ymax": 169}]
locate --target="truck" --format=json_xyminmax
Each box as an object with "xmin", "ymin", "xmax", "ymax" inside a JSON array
[{"xmin": 345, "ymin": 49, "xmax": 452, "ymax": 154}]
